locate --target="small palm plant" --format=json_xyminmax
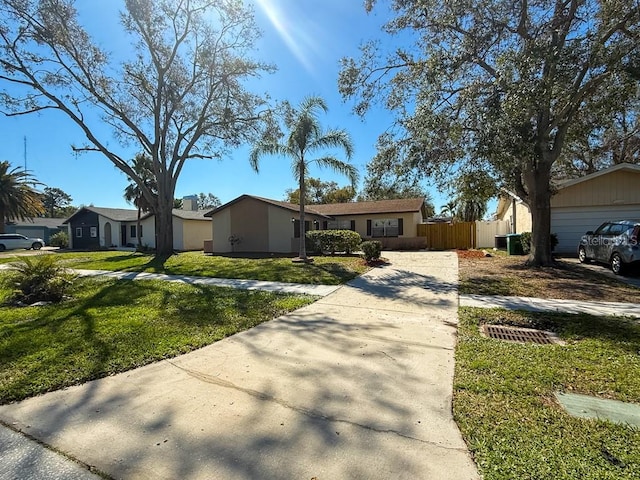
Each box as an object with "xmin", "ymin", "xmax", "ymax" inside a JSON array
[{"xmin": 3, "ymin": 255, "xmax": 76, "ymax": 304}]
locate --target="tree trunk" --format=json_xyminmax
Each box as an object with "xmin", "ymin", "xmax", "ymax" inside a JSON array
[
  {"xmin": 155, "ymin": 195, "xmax": 174, "ymax": 257},
  {"xmin": 523, "ymin": 160, "xmax": 554, "ymax": 266},
  {"xmin": 298, "ymin": 161, "xmax": 307, "ymax": 259}
]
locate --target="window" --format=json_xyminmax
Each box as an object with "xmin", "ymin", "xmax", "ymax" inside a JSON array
[
  {"xmin": 130, "ymin": 225, "xmax": 137, "ymax": 238},
  {"xmin": 90, "ymin": 227, "xmax": 97, "ymax": 238},
  {"xmin": 293, "ymin": 220, "xmax": 310, "ymax": 238},
  {"xmin": 76, "ymin": 227, "xmax": 82, "ymax": 238},
  {"xmin": 367, "ymin": 218, "xmax": 404, "ymax": 237},
  {"xmin": 327, "ymin": 219, "xmax": 355, "ymax": 231}
]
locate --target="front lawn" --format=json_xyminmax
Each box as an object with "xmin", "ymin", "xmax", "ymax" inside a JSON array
[
  {"xmin": 0, "ymin": 251, "xmax": 367, "ymax": 285},
  {"xmin": 0, "ymin": 276, "xmax": 314, "ymax": 404},
  {"xmin": 455, "ymin": 307, "xmax": 640, "ymax": 479}
]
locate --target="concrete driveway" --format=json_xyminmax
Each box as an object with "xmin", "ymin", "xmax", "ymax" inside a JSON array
[{"xmin": 0, "ymin": 251, "xmax": 478, "ymax": 480}]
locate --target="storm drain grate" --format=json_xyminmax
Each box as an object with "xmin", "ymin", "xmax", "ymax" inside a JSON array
[{"xmin": 481, "ymin": 324, "xmax": 563, "ymax": 345}]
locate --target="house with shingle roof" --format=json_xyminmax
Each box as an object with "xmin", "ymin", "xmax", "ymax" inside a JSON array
[
  {"xmin": 204, "ymin": 194, "xmax": 428, "ymax": 254},
  {"xmin": 63, "ymin": 200, "xmax": 211, "ymax": 251}
]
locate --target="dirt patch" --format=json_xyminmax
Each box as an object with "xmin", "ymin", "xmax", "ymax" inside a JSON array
[{"xmin": 458, "ymin": 252, "xmax": 640, "ymax": 302}]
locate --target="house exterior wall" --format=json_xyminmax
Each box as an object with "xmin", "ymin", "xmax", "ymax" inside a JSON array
[
  {"xmin": 229, "ymin": 197, "xmax": 270, "ymax": 252},
  {"xmin": 179, "ymin": 219, "xmax": 211, "ymax": 250},
  {"xmin": 552, "ymin": 170, "xmax": 640, "ymax": 208},
  {"xmin": 172, "ymin": 217, "xmax": 184, "ymax": 250},
  {"xmin": 69, "ymin": 210, "xmax": 100, "ymax": 249},
  {"xmin": 212, "ymin": 208, "xmax": 232, "ymax": 253},
  {"xmin": 330, "ymin": 211, "xmax": 421, "ymax": 239},
  {"xmin": 495, "ymin": 199, "xmax": 532, "ymax": 234},
  {"xmin": 268, "ymin": 205, "xmax": 297, "ymax": 253}
]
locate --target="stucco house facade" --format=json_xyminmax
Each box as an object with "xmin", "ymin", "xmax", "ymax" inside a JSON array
[
  {"xmin": 64, "ymin": 204, "xmax": 211, "ymax": 251},
  {"xmin": 205, "ymin": 195, "xmax": 429, "ymax": 254},
  {"xmin": 496, "ymin": 163, "xmax": 640, "ymax": 253}
]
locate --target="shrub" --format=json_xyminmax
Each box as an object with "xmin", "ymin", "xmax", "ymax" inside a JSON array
[
  {"xmin": 3, "ymin": 255, "xmax": 76, "ymax": 304},
  {"xmin": 361, "ymin": 240, "xmax": 382, "ymax": 262},
  {"xmin": 306, "ymin": 230, "xmax": 362, "ymax": 255},
  {"xmin": 49, "ymin": 231, "xmax": 69, "ymax": 248},
  {"xmin": 520, "ymin": 231, "xmax": 558, "ymax": 254}
]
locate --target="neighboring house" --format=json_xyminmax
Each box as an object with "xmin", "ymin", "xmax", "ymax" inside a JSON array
[
  {"xmin": 205, "ymin": 195, "xmax": 428, "ymax": 254},
  {"xmin": 4, "ymin": 217, "xmax": 66, "ymax": 244},
  {"xmin": 63, "ymin": 202, "xmax": 211, "ymax": 251},
  {"xmin": 496, "ymin": 163, "xmax": 640, "ymax": 253},
  {"xmin": 495, "ymin": 192, "xmax": 533, "ymax": 235}
]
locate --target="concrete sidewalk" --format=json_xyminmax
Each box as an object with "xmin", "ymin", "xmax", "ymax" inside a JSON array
[
  {"xmin": 460, "ymin": 294, "xmax": 640, "ymax": 318},
  {"xmin": 0, "ymin": 251, "xmax": 479, "ymax": 480},
  {"xmin": 71, "ymin": 268, "xmax": 340, "ymax": 297}
]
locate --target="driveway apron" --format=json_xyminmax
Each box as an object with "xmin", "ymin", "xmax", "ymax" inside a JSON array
[{"xmin": 0, "ymin": 251, "xmax": 478, "ymax": 480}]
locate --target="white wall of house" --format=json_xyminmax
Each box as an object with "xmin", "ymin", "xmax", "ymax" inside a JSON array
[{"xmin": 98, "ymin": 216, "xmax": 117, "ymax": 247}]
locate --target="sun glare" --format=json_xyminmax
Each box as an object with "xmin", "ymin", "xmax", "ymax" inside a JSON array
[{"xmin": 254, "ymin": 0, "xmax": 319, "ymax": 72}]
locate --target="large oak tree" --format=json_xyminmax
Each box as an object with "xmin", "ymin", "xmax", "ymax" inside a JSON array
[
  {"xmin": 340, "ymin": 0, "xmax": 640, "ymax": 265},
  {"xmin": 0, "ymin": 0, "xmax": 276, "ymax": 255}
]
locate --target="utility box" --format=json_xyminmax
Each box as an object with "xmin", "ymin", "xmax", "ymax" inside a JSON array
[{"xmin": 506, "ymin": 234, "xmax": 524, "ymax": 255}]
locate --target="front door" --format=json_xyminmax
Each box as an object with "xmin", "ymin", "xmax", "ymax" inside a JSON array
[{"xmin": 121, "ymin": 225, "xmax": 127, "ymax": 246}]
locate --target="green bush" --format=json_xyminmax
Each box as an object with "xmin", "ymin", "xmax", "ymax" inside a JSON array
[
  {"xmin": 3, "ymin": 255, "xmax": 76, "ymax": 304},
  {"xmin": 49, "ymin": 231, "xmax": 69, "ymax": 248},
  {"xmin": 361, "ymin": 240, "xmax": 382, "ymax": 262},
  {"xmin": 520, "ymin": 231, "xmax": 558, "ymax": 254},
  {"xmin": 306, "ymin": 230, "xmax": 362, "ymax": 255}
]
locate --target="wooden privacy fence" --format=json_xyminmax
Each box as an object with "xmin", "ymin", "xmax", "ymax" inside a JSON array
[{"xmin": 417, "ymin": 222, "xmax": 477, "ymax": 250}]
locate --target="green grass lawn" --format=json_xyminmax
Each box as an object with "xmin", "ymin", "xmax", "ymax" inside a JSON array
[
  {"xmin": 0, "ymin": 251, "xmax": 367, "ymax": 285},
  {"xmin": 455, "ymin": 307, "xmax": 640, "ymax": 479},
  {"xmin": 0, "ymin": 276, "xmax": 315, "ymax": 404}
]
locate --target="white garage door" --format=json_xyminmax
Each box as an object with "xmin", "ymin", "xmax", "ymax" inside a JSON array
[{"xmin": 551, "ymin": 205, "xmax": 640, "ymax": 254}]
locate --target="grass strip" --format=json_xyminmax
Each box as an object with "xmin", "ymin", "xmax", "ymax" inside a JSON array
[
  {"xmin": 454, "ymin": 307, "xmax": 640, "ymax": 479},
  {"xmin": 1, "ymin": 251, "xmax": 367, "ymax": 285},
  {"xmin": 0, "ymin": 276, "xmax": 315, "ymax": 404}
]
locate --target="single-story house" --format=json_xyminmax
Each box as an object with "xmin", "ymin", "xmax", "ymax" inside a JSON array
[
  {"xmin": 496, "ymin": 163, "xmax": 640, "ymax": 253},
  {"xmin": 204, "ymin": 195, "xmax": 428, "ymax": 254},
  {"xmin": 63, "ymin": 200, "xmax": 211, "ymax": 251},
  {"xmin": 4, "ymin": 217, "xmax": 66, "ymax": 244}
]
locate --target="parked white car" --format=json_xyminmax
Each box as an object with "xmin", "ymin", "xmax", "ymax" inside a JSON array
[{"xmin": 0, "ymin": 234, "xmax": 45, "ymax": 251}]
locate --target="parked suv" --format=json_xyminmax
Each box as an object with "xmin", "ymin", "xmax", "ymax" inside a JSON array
[
  {"xmin": 0, "ymin": 234, "xmax": 45, "ymax": 251},
  {"xmin": 578, "ymin": 220, "xmax": 640, "ymax": 275}
]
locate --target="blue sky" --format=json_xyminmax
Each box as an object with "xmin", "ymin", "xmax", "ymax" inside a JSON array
[{"xmin": 0, "ymin": 0, "xmax": 449, "ymax": 211}]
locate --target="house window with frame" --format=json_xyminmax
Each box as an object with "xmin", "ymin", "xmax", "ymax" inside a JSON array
[
  {"xmin": 130, "ymin": 225, "xmax": 137, "ymax": 238},
  {"xmin": 327, "ymin": 219, "xmax": 355, "ymax": 231},
  {"xmin": 75, "ymin": 227, "xmax": 82, "ymax": 238},
  {"xmin": 90, "ymin": 227, "xmax": 97, "ymax": 238},
  {"xmin": 293, "ymin": 220, "xmax": 311, "ymax": 238},
  {"xmin": 367, "ymin": 218, "xmax": 404, "ymax": 238}
]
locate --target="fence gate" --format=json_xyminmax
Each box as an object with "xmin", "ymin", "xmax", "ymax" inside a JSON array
[{"xmin": 417, "ymin": 222, "xmax": 477, "ymax": 250}]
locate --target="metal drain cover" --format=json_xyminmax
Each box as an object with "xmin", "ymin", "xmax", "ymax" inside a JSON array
[{"xmin": 481, "ymin": 324, "xmax": 564, "ymax": 345}]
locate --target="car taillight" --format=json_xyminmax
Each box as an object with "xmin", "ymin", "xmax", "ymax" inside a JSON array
[{"xmin": 631, "ymin": 227, "xmax": 639, "ymax": 246}]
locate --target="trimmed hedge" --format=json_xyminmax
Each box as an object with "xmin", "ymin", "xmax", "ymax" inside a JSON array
[{"xmin": 306, "ymin": 230, "xmax": 362, "ymax": 255}]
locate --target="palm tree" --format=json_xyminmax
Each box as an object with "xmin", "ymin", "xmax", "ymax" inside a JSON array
[
  {"xmin": 124, "ymin": 154, "xmax": 157, "ymax": 249},
  {"xmin": 440, "ymin": 200, "xmax": 458, "ymax": 219},
  {"xmin": 0, "ymin": 161, "xmax": 44, "ymax": 233},
  {"xmin": 250, "ymin": 96, "xmax": 358, "ymax": 260}
]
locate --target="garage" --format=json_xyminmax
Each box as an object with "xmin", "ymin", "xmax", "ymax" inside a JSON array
[{"xmin": 550, "ymin": 164, "xmax": 640, "ymax": 254}]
